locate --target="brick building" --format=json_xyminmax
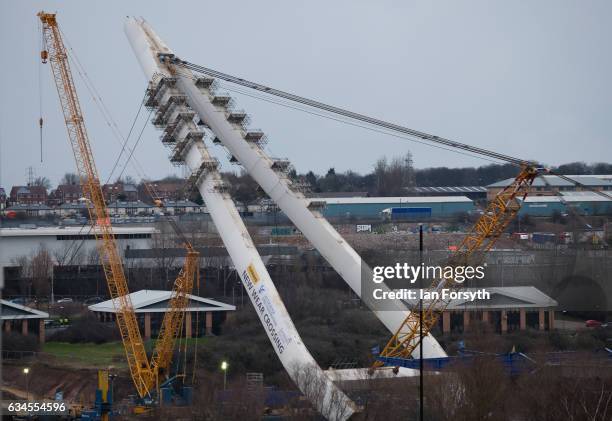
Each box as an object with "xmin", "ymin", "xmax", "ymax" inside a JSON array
[
  {"xmin": 102, "ymin": 182, "xmax": 139, "ymax": 202},
  {"xmin": 9, "ymin": 185, "xmax": 48, "ymax": 205},
  {"xmin": 48, "ymin": 184, "xmax": 83, "ymax": 206}
]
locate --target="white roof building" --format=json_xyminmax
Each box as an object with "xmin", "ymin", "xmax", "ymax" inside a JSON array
[
  {"xmin": 0, "ymin": 226, "xmax": 157, "ymax": 286},
  {"xmin": 445, "ymin": 286, "xmax": 558, "ymax": 310},
  {"xmin": 88, "ymin": 289, "xmax": 236, "ymax": 314},
  {"xmin": 311, "ymin": 196, "xmax": 473, "ymax": 205},
  {"xmin": 1, "ymin": 299, "xmax": 49, "ymax": 320}
]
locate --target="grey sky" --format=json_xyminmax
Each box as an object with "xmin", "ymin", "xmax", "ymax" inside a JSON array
[{"xmin": 1, "ymin": 1, "xmax": 610, "ymax": 190}]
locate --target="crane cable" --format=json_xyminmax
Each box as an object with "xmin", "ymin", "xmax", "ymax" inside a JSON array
[
  {"xmin": 61, "ymin": 31, "xmax": 198, "ymax": 215},
  {"xmin": 174, "ymin": 57, "xmax": 612, "ymax": 201},
  {"xmin": 38, "ymin": 36, "xmax": 150, "ymax": 268},
  {"xmin": 191, "ymin": 263, "xmax": 200, "ymax": 385},
  {"xmin": 54, "ymin": 90, "xmax": 151, "ymax": 268},
  {"xmin": 64, "ymin": 38, "xmax": 203, "ymax": 387},
  {"xmin": 170, "ymin": 57, "xmax": 532, "ymax": 166},
  {"xmin": 60, "ymin": 28, "xmax": 152, "ymax": 182},
  {"xmin": 37, "ymin": 20, "xmax": 44, "ymax": 163},
  {"xmin": 215, "ymin": 81, "xmax": 511, "ymax": 167}
]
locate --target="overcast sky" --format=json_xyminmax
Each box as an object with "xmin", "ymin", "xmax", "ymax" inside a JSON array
[{"xmin": 0, "ymin": 1, "xmax": 610, "ymax": 190}]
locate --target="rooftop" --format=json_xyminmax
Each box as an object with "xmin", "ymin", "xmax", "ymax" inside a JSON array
[
  {"xmin": 488, "ymin": 175, "xmax": 612, "ymax": 188},
  {"xmin": 107, "ymin": 200, "xmax": 153, "ymax": 208},
  {"xmin": 55, "ymin": 184, "xmax": 82, "ymax": 193},
  {"xmin": 6, "ymin": 203, "xmax": 52, "ymax": 210},
  {"xmin": 11, "ymin": 185, "xmax": 48, "ymax": 195},
  {"xmin": 521, "ymin": 192, "xmax": 612, "ymax": 203},
  {"xmin": 1, "ymin": 299, "xmax": 49, "ymax": 320},
  {"xmin": 310, "ymin": 196, "xmax": 473, "ymax": 205},
  {"xmin": 88, "ymin": 289, "xmax": 236, "ymax": 314},
  {"xmin": 58, "ymin": 202, "xmax": 88, "ymax": 209},
  {"xmin": 309, "ymin": 192, "xmax": 369, "ymax": 198},
  {"xmin": 412, "ymin": 186, "xmax": 487, "ymax": 194},
  {"xmin": 162, "ymin": 200, "xmax": 199, "ymax": 207},
  {"xmin": 445, "ymin": 286, "xmax": 557, "ymax": 310},
  {"xmin": 0, "ymin": 225, "xmax": 157, "ymax": 238}
]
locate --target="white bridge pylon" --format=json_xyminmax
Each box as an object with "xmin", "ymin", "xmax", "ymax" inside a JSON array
[
  {"xmin": 125, "ymin": 18, "xmax": 355, "ymax": 420},
  {"xmin": 125, "ymin": 16, "xmax": 445, "ymax": 419}
]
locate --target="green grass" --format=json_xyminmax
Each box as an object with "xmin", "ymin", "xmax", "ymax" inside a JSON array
[
  {"xmin": 42, "ymin": 338, "xmax": 208, "ymax": 369},
  {"xmin": 43, "ymin": 342, "xmax": 127, "ymax": 368}
]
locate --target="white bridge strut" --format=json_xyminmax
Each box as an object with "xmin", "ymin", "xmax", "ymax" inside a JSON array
[{"xmin": 125, "ymin": 17, "xmax": 355, "ymax": 420}]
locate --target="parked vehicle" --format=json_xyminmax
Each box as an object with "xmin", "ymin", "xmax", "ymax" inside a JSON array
[
  {"xmin": 381, "ymin": 207, "xmax": 432, "ymax": 221},
  {"xmin": 56, "ymin": 297, "xmax": 74, "ymax": 304},
  {"xmin": 84, "ymin": 296, "xmax": 103, "ymax": 305},
  {"xmin": 585, "ymin": 319, "xmax": 606, "ymax": 328},
  {"xmin": 9, "ymin": 297, "xmax": 28, "ymax": 306}
]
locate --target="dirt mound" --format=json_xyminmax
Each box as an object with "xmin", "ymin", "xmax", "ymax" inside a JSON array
[{"xmin": 2, "ymin": 362, "xmax": 132, "ymax": 405}]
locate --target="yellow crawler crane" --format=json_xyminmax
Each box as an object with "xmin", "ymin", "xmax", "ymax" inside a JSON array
[
  {"xmin": 373, "ymin": 165, "xmax": 539, "ymax": 367},
  {"xmin": 39, "ymin": 11, "xmax": 198, "ymax": 398}
]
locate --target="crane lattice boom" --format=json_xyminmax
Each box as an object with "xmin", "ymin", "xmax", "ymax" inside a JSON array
[
  {"xmin": 373, "ymin": 165, "xmax": 539, "ymax": 365},
  {"xmin": 39, "ymin": 12, "xmax": 197, "ymax": 398}
]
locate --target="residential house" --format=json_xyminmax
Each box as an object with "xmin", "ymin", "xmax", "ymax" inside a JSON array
[
  {"xmin": 9, "ymin": 185, "xmax": 48, "ymax": 205},
  {"xmin": 140, "ymin": 180, "xmax": 185, "ymax": 202},
  {"xmin": 103, "ymin": 182, "xmax": 139, "ymax": 203},
  {"xmin": 48, "ymin": 184, "xmax": 82, "ymax": 206}
]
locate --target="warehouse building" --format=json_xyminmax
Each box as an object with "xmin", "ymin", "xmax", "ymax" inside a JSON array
[
  {"xmin": 0, "ymin": 226, "xmax": 156, "ymax": 291},
  {"xmin": 310, "ymin": 196, "xmax": 474, "ymax": 219},
  {"xmin": 518, "ymin": 192, "xmax": 612, "ymax": 216},
  {"xmin": 487, "ymin": 174, "xmax": 612, "ymax": 201},
  {"xmin": 409, "ymin": 186, "xmax": 487, "ymax": 201}
]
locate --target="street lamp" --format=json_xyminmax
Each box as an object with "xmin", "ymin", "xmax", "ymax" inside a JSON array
[
  {"xmin": 23, "ymin": 367, "xmax": 30, "ymax": 400},
  {"xmin": 221, "ymin": 361, "xmax": 228, "ymax": 390}
]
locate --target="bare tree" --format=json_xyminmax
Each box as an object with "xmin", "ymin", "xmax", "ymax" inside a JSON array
[
  {"xmin": 290, "ymin": 362, "xmax": 354, "ymax": 421},
  {"xmin": 86, "ymin": 247, "xmax": 100, "ymax": 266},
  {"xmin": 53, "ymin": 241, "xmax": 85, "ymax": 267},
  {"xmin": 30, "ymin": 245, "xmax": 53, "ymax": 296},
  {"xmin": 374, "ymin": 152, "xmax": 415, "ymax": 196},
  {"xmin": 32, "ymin": 176, "xmax": 52, "ymax": 190},
  {"xmin": 11, "ymin": 246, "xmax": 53, "ymax": 298},
  {"xmin": 150, "ymin": 221, "xmax": 179, "ymax": 286},
  {"xmin": 60, "ymin": 172, "xmax": 79, "ymax": 185}
]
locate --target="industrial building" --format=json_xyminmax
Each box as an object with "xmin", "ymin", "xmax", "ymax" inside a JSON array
[
  {"xmin": 0, "ymin": 226, "xmax": 157, "ymax": 290},
  {"xmin": 410, "ymin": 186, "xmax": 487, "ymax": 201},
  {"xmin": 311, "ymin": 196, "xmax": 474, "ymax": 219},
  {"xmin": 487, "ymin": 174, "xmax": 612, "ymax": 201},
  {"xmin": 518, "ymin": 192, "xmax": 612, "ymax": 216}
]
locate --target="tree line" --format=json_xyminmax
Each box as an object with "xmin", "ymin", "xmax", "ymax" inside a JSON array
[
  {"xmin": 287, "ymin": 158, "xmax": 612, "ymax": 196},
  {"xmin": 25, "ymin": 158, "xmax": 612, "ymax": 202}
]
